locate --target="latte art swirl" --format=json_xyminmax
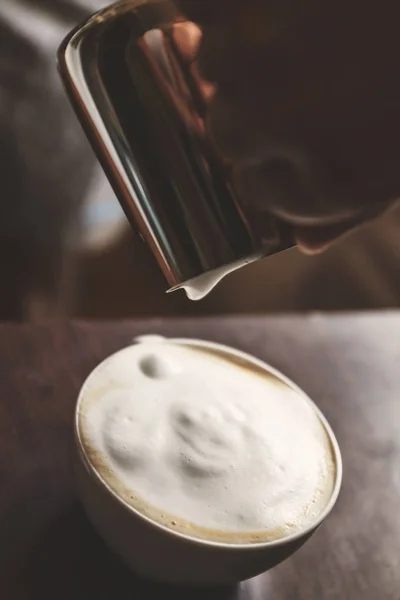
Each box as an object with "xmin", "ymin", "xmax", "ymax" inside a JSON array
[{"xmin": 79, "ymin": 337, "xmax": 336, "ymax": 543}]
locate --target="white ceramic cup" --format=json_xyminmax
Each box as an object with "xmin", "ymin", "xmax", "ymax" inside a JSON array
[{"xmin": 74, "ymin": 337, "xmax": 342, "ymax": 585}]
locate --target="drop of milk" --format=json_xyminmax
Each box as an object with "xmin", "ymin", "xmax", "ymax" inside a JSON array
[
  {"xmin": 167, "ymin": 254, "xmax": 264, "ymax": 301},
  {"xmin": 139, "ymin": 353, "xmax": 178, "ymax": 379}
]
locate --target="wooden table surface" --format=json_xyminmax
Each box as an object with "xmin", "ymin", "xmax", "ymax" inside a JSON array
[{"xmin": 1, "ymin": 313, "xmax": 400, "ymax": 599}]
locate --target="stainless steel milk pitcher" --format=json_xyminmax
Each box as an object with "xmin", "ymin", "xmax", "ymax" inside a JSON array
[{"xmin": 58, "ymin": 0, "xmax": 294, "ymax": 299}]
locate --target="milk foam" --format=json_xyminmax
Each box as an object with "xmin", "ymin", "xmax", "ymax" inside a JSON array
[{"xmin": 78, "ymin": 338, "xmax": 336, "ymax": 543}]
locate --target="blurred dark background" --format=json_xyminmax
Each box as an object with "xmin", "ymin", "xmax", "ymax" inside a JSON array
[{"xmin": 1, "ymin": 0, "xmax": 399, "ymax": 322}]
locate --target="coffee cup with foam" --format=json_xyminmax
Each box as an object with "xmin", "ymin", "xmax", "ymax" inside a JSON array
[{"xmin": 74, "ymin": 335, "xmax": 342, "ymax": 585}]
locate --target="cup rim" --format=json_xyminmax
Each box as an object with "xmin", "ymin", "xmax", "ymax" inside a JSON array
[{"xmin": 75, "ymin": 336, "xmax": 343, "ymax": 551}]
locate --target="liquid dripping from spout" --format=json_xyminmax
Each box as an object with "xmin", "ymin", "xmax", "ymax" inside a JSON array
[
  {"xmin": 167, "ymin": 253, "xmax": 264, "ymax": 301},
  {"xmin": 177, "ymin": 268, "xmax": 234, "ymax": 301}
]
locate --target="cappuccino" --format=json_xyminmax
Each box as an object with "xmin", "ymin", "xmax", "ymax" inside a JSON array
[{"xmin": 78, "ymin": 337, "xmax": 336, "ymax": 544}]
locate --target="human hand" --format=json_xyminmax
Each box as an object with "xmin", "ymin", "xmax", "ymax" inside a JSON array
[{"xmin": 177, "ymin": 0, "xmax": 400, "ymax": 252}]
